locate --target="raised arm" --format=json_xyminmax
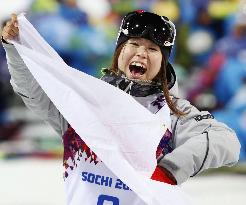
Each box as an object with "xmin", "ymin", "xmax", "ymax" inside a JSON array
[{"xmin": 1, "ymin": 14, "xmax": 68, "ymax": 136}]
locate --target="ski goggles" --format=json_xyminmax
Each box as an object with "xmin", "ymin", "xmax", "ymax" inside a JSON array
[{"xmin": 119, "ymin": 10, "xmax": 176, "ymax": 47}]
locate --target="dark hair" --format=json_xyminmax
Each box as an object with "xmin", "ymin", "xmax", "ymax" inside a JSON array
[{"xmin": 109, "ymin": 43, "xmax": 186, "ymax": 117}]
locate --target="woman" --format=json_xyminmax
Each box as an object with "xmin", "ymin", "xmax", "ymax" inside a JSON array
[{"xmin": 2, "ymin": 10, "xmax": 240, "ymax": 205}]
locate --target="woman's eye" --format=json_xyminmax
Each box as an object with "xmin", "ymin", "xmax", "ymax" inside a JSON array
[
  {"xmin": 129, "ymin": 42, "xmax": 139, "ymax": 46},
  {"xmin": 149, "ymin": 47, "xmax": 157, "ymax": 51}
]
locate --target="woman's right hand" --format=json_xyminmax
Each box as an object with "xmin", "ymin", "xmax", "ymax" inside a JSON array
[{"xmin": 1, "ymin": 14, "xmax": 19, "ymax": 42}]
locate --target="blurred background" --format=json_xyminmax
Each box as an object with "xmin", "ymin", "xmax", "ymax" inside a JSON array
[{"xmin": 0, "ymin": 0, "xmax": 246, "ymax": 204}]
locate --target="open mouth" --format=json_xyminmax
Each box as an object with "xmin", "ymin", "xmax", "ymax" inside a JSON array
[{"xmin": 129, "ymin": 62, "xmax": 147, "ymax": 78}]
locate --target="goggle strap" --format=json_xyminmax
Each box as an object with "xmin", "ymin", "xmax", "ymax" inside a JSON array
[
  {"xmin": 116, "ymin": 17, "xmax": 125, "ymax": 45},
  {"xmin": 161, "ymin": 16, "xmax": 176, "ymax": 46}
]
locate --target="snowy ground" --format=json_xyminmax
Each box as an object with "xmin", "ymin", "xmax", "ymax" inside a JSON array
[{"xmin": 0, "ymin": 159, "xmax": 245, "ymax": 205}]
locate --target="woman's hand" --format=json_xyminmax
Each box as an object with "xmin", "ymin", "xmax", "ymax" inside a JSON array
[
  {"xmin": 1, "ymin": 14, "xmax": 19, "ymax": 42},
  {"xmin": 151, "ymin": 165, "xmax": 177, "ymax": 185}
]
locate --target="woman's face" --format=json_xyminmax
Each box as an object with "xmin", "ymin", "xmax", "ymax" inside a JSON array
[{"xmin": 118, "ymin": 38, "xmax": 162, "ymax": 81}]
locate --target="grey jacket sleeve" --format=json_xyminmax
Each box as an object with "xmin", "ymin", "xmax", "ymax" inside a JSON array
[
  {"xmin": 158, "ymin": 98, "xmax": 241, "ymax": 184},
  {"xmin": 3, "ymin": 42, "xmax": 68, "ymax": 136}
]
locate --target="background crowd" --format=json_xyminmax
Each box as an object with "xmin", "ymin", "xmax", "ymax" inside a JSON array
[{"xmin": 0, "ymin": 0, "xmax": 245, "ymax": 163}]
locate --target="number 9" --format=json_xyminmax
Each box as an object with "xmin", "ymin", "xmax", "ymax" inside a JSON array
[{"xmin": 97, "ymin": 194, "xmax": 119, "ymax": 205}]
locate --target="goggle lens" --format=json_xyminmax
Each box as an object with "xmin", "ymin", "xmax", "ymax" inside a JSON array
[{"xmin": 121, "ymin": 12, "xmax": 175, "ymax": 47}]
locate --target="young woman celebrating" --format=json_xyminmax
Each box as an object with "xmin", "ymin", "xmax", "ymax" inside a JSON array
[{"xmin": 2, "ymin": 10, "xmax": 240, "ymax": 205}]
